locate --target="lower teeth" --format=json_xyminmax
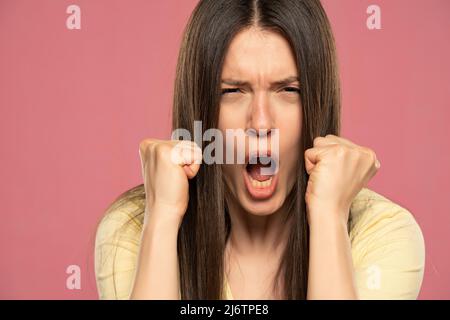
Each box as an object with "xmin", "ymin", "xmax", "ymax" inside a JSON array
[{"xmin": 250, "ymin": 176, "xmax": 272, "ymax": 188}]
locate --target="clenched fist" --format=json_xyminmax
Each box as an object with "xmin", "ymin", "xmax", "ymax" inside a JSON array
[
  {"xmin": 139, "ymin": 139, "xmax": 203, "ymax": 226},
  {"xmin": 304, "ymin": 134, "xmax": 380, "ymax": 225}
]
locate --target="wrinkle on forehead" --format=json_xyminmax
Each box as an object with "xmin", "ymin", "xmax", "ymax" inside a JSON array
[{"xmin": 222, "ymin": 27, "xmax": 299, "ymax": 88}]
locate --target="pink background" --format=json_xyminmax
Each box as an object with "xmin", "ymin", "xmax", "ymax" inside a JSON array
[{"xmin": 0, "ymin": 0, "xmax": 449, "ymax": 299}]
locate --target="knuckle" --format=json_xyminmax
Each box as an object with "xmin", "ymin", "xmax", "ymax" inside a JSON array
[
  {"xmin": 361, "ymin": 146, "xmax": 376, "ymax": 162},
  {"xmin": 139, "ymin": 139, "xmax": 153, "ymax": 156},
  {"xmin": 304, "ymin": 147, "xmax": 312, "ymax": 157},
  {"xmin": 349, "ymin": 147, "xmax": 361, "ymax": 158},
  {"xmin": 155, "ymin": 143, "xmax": 170, "ymax": 157},
  {"xmin": 193, "ymin": 142, "xmax": 202, "ymax": 153},
  {"xmin": 332, "ymin": 144, "xmax": 346, "ymax": 156},
  {"xmin": 313, "ymin": 136, "xmax": 324, "ymax": 146}
]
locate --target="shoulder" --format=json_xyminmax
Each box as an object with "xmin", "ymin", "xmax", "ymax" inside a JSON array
[
  {"xmin": 349, "ymin": 187, "xmax": 425, "ymax": 299},
  {"xmin": 95, "ymin": 184, "xmax": 146, "ymax": 299},
  {"xmin": 96, "ymin": 186, "xmax": 145, "ymax": 238},
  {"xmin": 349, "ymin": 187, "xmax": 424, "ymax": 246},
  {"xmin": 96, "ymin": 185, "xmax": 145, "ymax": 247}
]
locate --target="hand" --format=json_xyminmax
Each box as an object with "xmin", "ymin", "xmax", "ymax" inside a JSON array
[
  {"xmin": 304, "ymin": 134, "xmax": 380, "ymax": 226},
  {"xmin": 138, "ymin": 139, "xmax": 202, "ymax": 225}
]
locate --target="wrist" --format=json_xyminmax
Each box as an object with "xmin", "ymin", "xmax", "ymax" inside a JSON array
[
  {"xmin": 307, "ymin": 205, "xmax": 349, "ymax": 232},
  {"xmin": 143, "ymin": 204, "xmax": 184, "ymax": 233}
]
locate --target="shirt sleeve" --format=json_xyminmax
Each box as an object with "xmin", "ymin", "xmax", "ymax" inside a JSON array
[
  {"xmin": 350, "ymin": 198, "xmax": 425, "ymax": 299},
  {"xmin": 94, "ymin": 203, "xmax": 143, "ymax": 300}
]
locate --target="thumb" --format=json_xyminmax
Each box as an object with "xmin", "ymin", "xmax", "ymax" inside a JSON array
[
  {"xmin": 183, "ymin": 163, "xmax": 201, "ymax": 179},
  {"xmin": 305, "ymin": 159, "xmax": 315, "ymax": 175},
  {"xmin": 304, "ymin": 146, "xmax": 327, "ymax": 175}
]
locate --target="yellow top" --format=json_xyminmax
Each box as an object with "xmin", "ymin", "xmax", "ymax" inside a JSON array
[{"xmin": 94, "ymin": 187, "xmax": 425, "ymax": 300}]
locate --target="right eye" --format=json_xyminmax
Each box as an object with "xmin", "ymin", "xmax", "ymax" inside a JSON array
[{"xmin": 221, "ymin": 88, "xmax": 241, "ymax": 95}]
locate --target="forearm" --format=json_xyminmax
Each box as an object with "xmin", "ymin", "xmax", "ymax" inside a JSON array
[
  {"xmin": 130, "ymin": 210, "xmax": 181, "ymax": 299},
  {"xmin": 307, "ymin": 209, "xmax": 358, "ymax": 300}
]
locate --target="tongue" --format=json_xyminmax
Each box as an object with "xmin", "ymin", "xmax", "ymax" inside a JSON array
[{"xmin": 247, "ymin": 164, "xmax": 272, "ymax": 181}]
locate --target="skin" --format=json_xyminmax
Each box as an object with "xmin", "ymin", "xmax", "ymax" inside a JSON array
[
  {"xmin": 130, "ymin": 26, "xmax": 380, "ymax": 300},
  {"xmin": 219, "ymin": 27, "xmax": 302, "ymax": 299}
]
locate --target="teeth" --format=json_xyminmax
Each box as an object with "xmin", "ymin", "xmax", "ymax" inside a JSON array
[{"xmin": 249, "ymin": 176, "xmax": 273, "ymax": 188}]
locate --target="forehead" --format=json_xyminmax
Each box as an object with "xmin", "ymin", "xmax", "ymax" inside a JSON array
[{"xmin": 221, "ymin": 27, "xmax": 298, "ymax": 81}]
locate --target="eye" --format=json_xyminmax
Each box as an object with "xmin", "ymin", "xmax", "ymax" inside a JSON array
[
  {"xmin": 282, "ymin": 86, "xmax": 300, "ymax": 93},
  {"xmin": 221, "ymin": 88, "xmax": 242, "ymax": 95}
]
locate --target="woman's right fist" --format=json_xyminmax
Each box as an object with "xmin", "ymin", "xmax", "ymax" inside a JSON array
[{"xmin": 138, "ymin": 139, "xmax": 202, "ymax": 225}]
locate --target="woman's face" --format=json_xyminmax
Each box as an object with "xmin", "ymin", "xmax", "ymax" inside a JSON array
[{"xmin": 219, "ymin": 27, "xmax": 302, "ymax": 216}]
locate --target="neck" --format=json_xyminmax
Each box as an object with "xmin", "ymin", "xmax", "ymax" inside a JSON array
[{"xmin": 225, "ymin": 193, "xmax": 292, "ymax": 257}]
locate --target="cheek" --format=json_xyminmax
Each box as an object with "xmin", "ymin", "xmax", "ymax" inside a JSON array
[
  {"xmin": 218, "ymin": 100, "xmax": 248, "ymax": 132},
  {"xmin": 218, "ymin": 106, "xmax": 246, "ymax": 193},
  {"xmin": 221, "ymin": 164, "xmax": 233, "ymax": 188},
  {"xmin": 277, "ymin": 101, "xmax": 302, "ymax": 146},
  {"xmin": 221, "ymin": 163, "xmax": 244, "ymax": 204}
]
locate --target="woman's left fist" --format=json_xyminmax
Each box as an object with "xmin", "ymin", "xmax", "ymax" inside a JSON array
[{"xmin": 304, "ymin": 134, "xmax": 380, "ymax": 225}]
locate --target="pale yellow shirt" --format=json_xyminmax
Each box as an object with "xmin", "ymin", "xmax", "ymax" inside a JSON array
[{"xmin": 94, "ymin": 187, "xmax": 425, "ymax": 299}]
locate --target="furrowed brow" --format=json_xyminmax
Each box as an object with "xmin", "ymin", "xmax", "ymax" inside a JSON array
[
  {"xmin": 271, "ymin": 76, "xmax": 300, "ymax": 87},
  {"xmin": 221, "ymin": 76, "xmax": 300, "ymax": 87},
  {"xmin": 221, "ymin": 79, "xmax": 250, "ymax": 86}
]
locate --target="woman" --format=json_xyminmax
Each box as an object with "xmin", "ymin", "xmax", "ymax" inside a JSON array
[{"xmin": 95, "ymin": 0, "xmax": 425, "ymax": 299}]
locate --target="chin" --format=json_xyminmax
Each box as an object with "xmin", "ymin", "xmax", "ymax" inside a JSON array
[{"xmin": 238, "ymin": 190, "xmax": 287, "ymax": 216}]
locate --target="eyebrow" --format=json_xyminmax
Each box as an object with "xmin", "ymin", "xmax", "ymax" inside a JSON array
[{"xmin": 221, "ymin": 76, "xmax": 300, "ymax": 87}]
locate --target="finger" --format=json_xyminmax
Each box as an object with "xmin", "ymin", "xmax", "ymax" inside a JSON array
[
  {"xmin": 171, "ymin": 140, "xmax": 202, "ymax": 152},
  {"xmin": 170, "ymin": 143, "xmax": 203, "ymax": 166},
  {"xmin": 360, "ymin": 146, "xmax": 380, "ymax": 171},
  {"xmin": 375, "ymin": 158, "xmax": 381, "ymax": 169},
  {"xmin": 369, "ymin": 158, "xmax": 381, "ymax": 180},
  {"xmin": 139, "ymin": 138, "xmax": 156, "ymax": 160},
  {"xmin": 183, "ymin": 162, "xmax": 201, "ymax": 179},
  {"xmin": 176, "ymin": 141, "xmax": 202, "ymax": 179},
  {"xmin": 325, "ymin": 134, "xmax": 357, "ymax": 147},
  {"xmin": 179, "ymin": 144, "xmax": 203, "ymax": 164},
  {"xmin": 138, "ymin": 139, "xmax": 157, "ymax": 178},
  {"xmin": 304, "ymin": 146, "xmax": 329, "ymax": 175},
  {"xmin": 304, "ymin": 154, "xmax": 315, "ymax": 175},
  {"xmin": 171, "ymin": 140, "xmax": 203, "ymax": 164},
  {"xmin": 313, "ymin": 136, "xmax": 339, "ymax": 148}
]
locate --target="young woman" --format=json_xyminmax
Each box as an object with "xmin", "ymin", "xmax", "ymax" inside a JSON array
[{"xmin": 95, "ymin": 0, "xmax": 425, "ymax": 300}]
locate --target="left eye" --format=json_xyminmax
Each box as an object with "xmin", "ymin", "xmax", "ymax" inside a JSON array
[
  {"xmin": 221, "ymin": 88, "xmax": 242, "ymax": 95},
  {"xmin": 283, "ymin": 87, "xmax": 300, "ymax": 93}
]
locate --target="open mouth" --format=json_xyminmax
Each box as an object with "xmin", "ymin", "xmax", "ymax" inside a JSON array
[{"xmin": 243, "ymin": 153, "xmax": 279, "ymax": 200}]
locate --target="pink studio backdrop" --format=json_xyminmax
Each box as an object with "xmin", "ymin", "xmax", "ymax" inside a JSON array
[{"xmin": 0, "ymin": 0, "xmax": 449, "ymax": 299}]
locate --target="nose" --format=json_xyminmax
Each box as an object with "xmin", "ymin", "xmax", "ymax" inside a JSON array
[{"xmin": 248, "ymin": 90, "xmax": 274, "ymax": 137}]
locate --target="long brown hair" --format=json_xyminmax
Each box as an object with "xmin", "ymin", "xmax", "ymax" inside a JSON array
[{"xmin": 105, "ymin": 0, "xmax": 340, "ymax": 299}]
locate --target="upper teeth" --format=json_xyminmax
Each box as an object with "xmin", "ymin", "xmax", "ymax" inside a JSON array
[
  {"xmin": 249, "ymin": 176, "xmax": 273, "ymax": 188},
  {"xmin": 248, "ymin": 155, "xmax": 271, "ymax": 165}
]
